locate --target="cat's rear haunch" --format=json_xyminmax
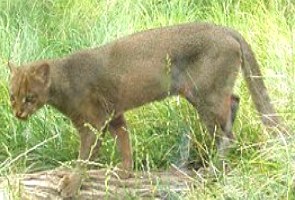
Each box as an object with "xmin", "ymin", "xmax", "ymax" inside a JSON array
[{"xmin": 8, "ymin": 22, "xmax": 286, "ymax": 198}]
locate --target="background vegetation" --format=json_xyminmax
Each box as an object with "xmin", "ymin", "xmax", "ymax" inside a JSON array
[{"xmin": 0, "ymin": 0, "xmax": 294, "ymax": 199}]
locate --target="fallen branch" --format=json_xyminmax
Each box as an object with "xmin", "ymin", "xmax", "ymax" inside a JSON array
[{"xmin": 0, "ymin": 166, "xmax": 196, "ymax": 199}]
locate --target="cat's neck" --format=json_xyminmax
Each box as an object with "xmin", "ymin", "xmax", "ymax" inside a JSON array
[{"xmin": 46, "ymin": 58, "xmax": 69, "ymax": 112}]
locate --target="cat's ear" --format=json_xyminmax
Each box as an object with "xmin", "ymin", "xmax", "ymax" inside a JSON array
[
  {"xmin": 7, "ymin": 61, "xmax": 17, "ymax": 73},
  {"xmin": 34, "ymin": 62, "xmax": 50, "ymax": 85}
]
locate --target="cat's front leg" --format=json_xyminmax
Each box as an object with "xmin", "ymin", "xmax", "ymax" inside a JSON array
[
  {"xmin": 109, "ymin": 114, "xmax": 133, "ymax": 178},
  {"xmin": 59, "ymin": 117, "xmax": 104, "ymax": 198}
]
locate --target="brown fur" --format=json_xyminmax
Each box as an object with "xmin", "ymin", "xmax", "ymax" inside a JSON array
[{"xmin": 8, "ymin": 23, "xmax": 285, "ymax": 197}]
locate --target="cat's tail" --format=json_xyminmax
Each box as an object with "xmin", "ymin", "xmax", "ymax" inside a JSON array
[{"xmin": 229, "ymin": 29, "xmax": 290, "ymax": 135}]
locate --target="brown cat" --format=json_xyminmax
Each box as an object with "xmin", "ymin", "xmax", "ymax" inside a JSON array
[{"xmin": 8, "ymin": 22, "xmax": 286, "ymax": 197}]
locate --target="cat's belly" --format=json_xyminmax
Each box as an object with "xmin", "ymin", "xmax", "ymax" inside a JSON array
[{"xmin": 117, "ymin": 68, "xmax": 172, "ymax": 111}]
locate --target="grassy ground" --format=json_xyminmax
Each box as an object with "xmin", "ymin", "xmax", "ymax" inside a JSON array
[{"xmin": 0, "ymin": 0, "xmax": 294, "ymax": 199}]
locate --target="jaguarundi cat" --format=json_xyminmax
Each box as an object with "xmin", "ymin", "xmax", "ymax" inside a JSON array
[{"xmin": 7, "ymin": 22, "xmax": 287, "ymax": 197}]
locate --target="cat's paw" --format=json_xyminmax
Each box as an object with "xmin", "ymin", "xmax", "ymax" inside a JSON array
[
  {"xmin": 58, "ymin": 172, "xmax": 82, "ymax": 198},
  {"xmin": 116, "ymin": 162, "xmax": 133, "ymax": 179}
]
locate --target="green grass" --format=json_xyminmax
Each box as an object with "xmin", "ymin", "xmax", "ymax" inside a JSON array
[{"xmin": 0, "ymin": 0, "xmax": 294, "ymax": 199}]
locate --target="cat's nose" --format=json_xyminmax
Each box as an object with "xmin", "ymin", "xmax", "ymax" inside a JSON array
[
  {"xmin": 15, "ymin": 111, "xmax": 27, "ymax": 120},
  {"xmin": 15, "ymin": 111, "xmax": 22, "ymax": 118}
]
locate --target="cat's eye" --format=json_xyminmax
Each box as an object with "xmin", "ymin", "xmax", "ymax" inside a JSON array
[
  {"xmin": 10, "ymin": 94, "xmax": 15, "ymax": 102},
  {"xmin": 25, "ymin": 94, "xmax": 36, "ymax": 104}
]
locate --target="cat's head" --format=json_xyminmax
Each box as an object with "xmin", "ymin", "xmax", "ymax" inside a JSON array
[{"xmin": 8, "ymin": 61, "xmax": 51, "ymax": 120}]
